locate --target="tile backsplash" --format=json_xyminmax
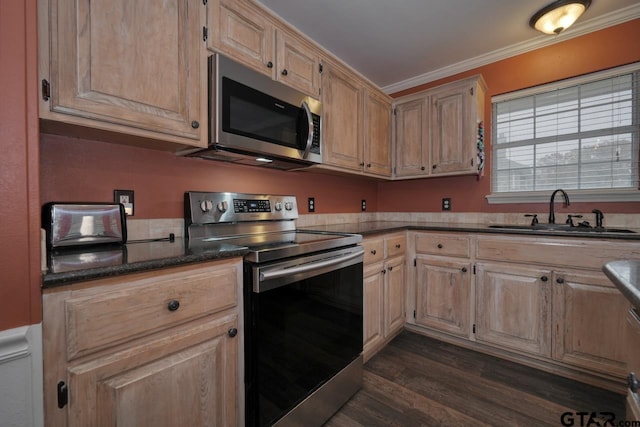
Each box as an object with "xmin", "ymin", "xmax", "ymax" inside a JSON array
[{"xmin": 126, "ymin": 212, "xmax": 639, "ymax": 240}]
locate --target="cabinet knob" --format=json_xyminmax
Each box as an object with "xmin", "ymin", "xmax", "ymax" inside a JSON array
[
  {"xmin": 191, "ymin": 120, "xmax": 200, "ymax": 129},
  {"xmin": 281, "ymin": 69, "xmax": 288, "ymax": 76},
  {"xmin": 371, "ymin": 249, "xmax": 377, "ymax": 255},
  {"xmin": 395, "ymin": 244, "xmax": 401, "ymax": 249},
  {"xmin": 388, "ymin": 266, "xmax": 393, "ymax": 272},
  {"xmin": 540, "ymin": 276, "xmax": 548, "ymax": 282},
  {"xmin": 421, "ymin": 166, "xmax": 425, "ymax": 171},
  {"xmin": 359, "ymin": 162, "xmax": 365, "ymax": 167},
  {"xmin": 228, "ymin": 328, "xmax": 238, "ymax": 338},
  {"xmin": 437, "ymin": 243, "xmax": 443, "ymax": 249},
  {"xmin": 461, "ymin": 267, "xmax": 467, "ymax": 273},
  {"xmin": 381, "ymin": 269, "xmax": 386, "ymax": 274},
  {"xmin": 556, "ymin": 277, "xmax": 565, "ymax": 284},
  {"xmin": 366, "ymin": 163, "xmax": 371, "ymax": 168},
  {"xmin": 167, "ymin": 300, "xmax": 180, "ymax": 311},
  {"xmin": 628, "ymin": 373, "xmax": 639, "ymax": 393},
  {"xmin": 267, "ymin": 61, "xmax": 273, "ymax": 69},
  {"xmin": 432, "ymin": 164, "xmax": 437, "ymax": 169}
]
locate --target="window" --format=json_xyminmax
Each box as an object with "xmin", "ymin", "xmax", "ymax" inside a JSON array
[{"xmin": 489, "ymin": 63, "xmax": 640, "ymax": 203}]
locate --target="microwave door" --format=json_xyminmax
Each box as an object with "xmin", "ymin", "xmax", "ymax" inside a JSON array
[{"xmin": 298, "ymin": 101, "xmax": 314, "ymax": 159}]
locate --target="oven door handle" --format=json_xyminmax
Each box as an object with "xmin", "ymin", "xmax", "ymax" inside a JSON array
[{"xmin": 259, "ymin": 249, "xmax": 363, "ymax": 283}]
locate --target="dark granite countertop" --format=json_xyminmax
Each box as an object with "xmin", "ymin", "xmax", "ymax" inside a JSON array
[
  {"xmin": 43, "ymin": 221, "xmax": 640, "ymax": 288},
  {"xmin": 42, "ymin": 237, "xmax": 250, "ymax": 288},
  {"xmin": 603, "ymin": 261, "xmax": 640, "ymax": 310},
  {"xmin": 300, "ymin": 221, "xmax": 640, "ymax": 240}
]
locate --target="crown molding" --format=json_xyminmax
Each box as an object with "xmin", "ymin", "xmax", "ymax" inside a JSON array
[{"xmin": 383, "ymin": 4, "xmax": 640, "ymax": 95}]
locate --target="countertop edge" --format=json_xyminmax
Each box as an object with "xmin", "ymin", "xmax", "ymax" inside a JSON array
[{"xmin": 603, "ymin": 261, "xmax": 640, "ymax": 310}]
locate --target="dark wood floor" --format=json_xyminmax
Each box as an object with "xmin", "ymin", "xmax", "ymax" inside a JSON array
[{"xmin": 325, "ymin": 330, "xmax": 625, "ymax": 426}]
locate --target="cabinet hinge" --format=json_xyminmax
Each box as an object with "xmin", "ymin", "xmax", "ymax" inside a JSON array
[
  {"xmin": 319, "ymin": 63, "xmax": 323, "ymax": 73},
  {"xmin": 57, "ymin": 381, "xmax": 68, "ymax": 408},
  {"xmin": 202, "ymin": 26, "xmax": 208, "ymax": 42},
  {"xmin": 470, "ymin": 87, "xmax": 474, "ymax": 96},
  {"xmin": 41, "ymin": 79, "xmax": 50, "ymax": 102},
  {"xmin": 413, "ymin": 258, "xmax": 417, "ymax": 267},
  {"xmin": 472, "ymin": 324, "xmax": 476, "ymax": 334}
]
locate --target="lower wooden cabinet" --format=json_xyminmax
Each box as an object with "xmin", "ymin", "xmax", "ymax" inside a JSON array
[
  {"xmin": 42, "ymin": 258, "xmax": 243, "ymax": 427},
  {"xmin": 625, "ymin": 307, "xmax": 640, "ymax": 421},
  {"xmin": 362, "ymin": 234, "xmax": 406, "ymax": 361},
  {"xmin": 408, "ymin": 231, "xmax": 640, "ymax": 390},
  {"xmin": 415, "ymin": 256, "xmax": 471, "ymax": 338},
  {"xmin": 552, "ymin": 270, "xmax": 628, "ymax": 377},
  {"xmin": 475, "ymin": 263, "xmax": 551, "ymax": 357}
]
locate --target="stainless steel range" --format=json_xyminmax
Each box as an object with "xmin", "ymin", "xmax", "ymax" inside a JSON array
[{"xmin": 185, "ymin": 192, "xmax": 364, "ymax": 427}]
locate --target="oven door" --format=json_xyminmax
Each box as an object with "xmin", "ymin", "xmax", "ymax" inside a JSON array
[{"xmin": 245, "ymin": 246, "xmax": 364, "ymax": 427}]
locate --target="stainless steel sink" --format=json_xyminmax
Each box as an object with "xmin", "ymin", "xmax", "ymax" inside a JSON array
[{"xmin": 488, "ymin": 224, "xmax": 636, "ymax": 233}]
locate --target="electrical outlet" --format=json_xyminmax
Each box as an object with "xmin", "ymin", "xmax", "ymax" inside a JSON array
[
  {"xmin": 114, "ymin": 189, "xmax": 134, "ymax": 216},
  {"xmin": 308, "ymin": 197, "xmax": 315, "ymax": 213},
  {"xmin": 442, "ymin": 198, "xmax": 451, "ymax": 211},
  {"xmin": 361, "ymin": 199, "xmax": 366, "ymax": 211}
]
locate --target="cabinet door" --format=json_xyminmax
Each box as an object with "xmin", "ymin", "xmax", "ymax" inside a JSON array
[
  {"xmin": 46, "ymin": 0, "xmax": 205, "ymax": 143},
  {"xmin": 475, "ymin": 263, "xmax": 552, "ymax": 357},
  {"xmin": 65, "ymin": 315, "xmax": 238, "ymax": 427},
  {"xmin": 385, "ymin": 256, "xmax": 406, "ymax": 337},
  {"xmin": 209, "ymin": 0, "xmax": 274, "ymax": 77},
  {"xmin": 363, "ymin": 263, "xmax": 384, "ymax": 361},
  {"xmin": 276, "ymin": 30, "xmax": 321, "ymax": 97},
  {"xmin": 430, "ymin": 80, "xmax": 475, "ymax": 175},
  {"xmin": 553, "ymin": 271, "xmax": 627, "ymax": 377},
  {"xmin": 321, "ymin": 62, "xmax": 363, "ymax": 171},
  {"xmin": 363, "ymin": 89, "xmax": 392, "ymax": 177},
  {"xmin": 415, "ymin": 257, "xmax": 471, "ymax": 338},
  {"xmin": 394, "ymin": 97, "xmax": 429, "ymax": 177},
  {"xmin": 626, "ymin": 308, "xmax": 640, "ymax": 421}
]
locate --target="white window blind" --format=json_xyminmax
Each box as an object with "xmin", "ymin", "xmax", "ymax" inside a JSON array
[{"xmin": 491, "ymin": 65, "xmax": 640, "ymax": 198}]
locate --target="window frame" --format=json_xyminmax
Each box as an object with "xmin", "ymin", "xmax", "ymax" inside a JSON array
[{"xmin": 487, "ymin": 62, "xmax": 640, "ymax": 204}]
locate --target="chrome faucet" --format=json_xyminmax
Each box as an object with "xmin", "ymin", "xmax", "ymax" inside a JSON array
[{"xmin": 549, "ymin": 189, "xmax": 570, "ymax": 224}]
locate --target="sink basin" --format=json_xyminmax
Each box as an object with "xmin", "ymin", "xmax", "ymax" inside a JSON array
[{"xmin": 488, "ymin": 224, "xmax": 636, "ymax": 233}]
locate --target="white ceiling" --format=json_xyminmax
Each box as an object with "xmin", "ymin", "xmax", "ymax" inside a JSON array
[{"xmin": 256, "ymin": 0, "xmax": 640, "ymax": 93}]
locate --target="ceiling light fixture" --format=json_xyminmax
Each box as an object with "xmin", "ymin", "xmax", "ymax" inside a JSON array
[{"xmin": 529, "ymin": 0, "xmax": 591, "ymax": 35}]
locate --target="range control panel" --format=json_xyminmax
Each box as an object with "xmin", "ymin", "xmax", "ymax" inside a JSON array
[{"xmin": 185, "ymin": 192, "xmax": 298, "ymax": 225}]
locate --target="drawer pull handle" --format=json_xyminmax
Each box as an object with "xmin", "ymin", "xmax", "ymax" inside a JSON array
[
  {"xmin": 228, "ymin": 328, "xmax": 238, "ymax": 338},
  {"xmin": 395, "ymin": 244, "xmax": 401, "ymax": 248},
  {"xmin": 167, "ymin": 300, "xmax": 180, "ymax": 312},
  {"xmin": 556, "ymin": 278, "xmax": 565, "ymax": 284},
  {"xmin": 371, "ymin": 249, "xmax": 377, "ymax": 255},
  {"xmin": 437, "ymin": 244, "xmax": 443, "ymax": 249},
  {"xmin": 541, "ymin": 276, "xmax": 548, "ymax": 282}
]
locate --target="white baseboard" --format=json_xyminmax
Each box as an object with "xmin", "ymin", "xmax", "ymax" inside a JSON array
[{"xmin": 0, "ymin": 324, "xmax": 44, "ymax": 427}]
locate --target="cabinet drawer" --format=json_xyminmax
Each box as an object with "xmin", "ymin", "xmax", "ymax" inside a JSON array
[
  {"xmin": 363, "ymin": 239, "xmax": 384, "ymax": 264},
  {"xmin": 62, "ymin": 263, "xmax": 239, "ymax": 360},
  {"xmin": 476, "ymin": 236, "xmax": 640, "ymax": 270},
  {"xmin": 415, "ymin": 233, "xmax": 470, "ymax": 258},
  {"xmin": 385, "ymin": 235, "xmax": 406, "ymax": 258}
]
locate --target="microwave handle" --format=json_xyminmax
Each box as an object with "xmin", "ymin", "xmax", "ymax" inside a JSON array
[{"xmin": 301, "ymin": 101, "xmax": 314, "ymax": 159}]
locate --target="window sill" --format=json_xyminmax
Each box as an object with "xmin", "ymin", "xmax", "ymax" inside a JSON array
[{"xmin": 486, "ymin": 189, "xmax": 640, "ymax": 204}]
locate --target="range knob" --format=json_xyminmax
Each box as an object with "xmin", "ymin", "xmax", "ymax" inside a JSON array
[
  {"xmin": 274, "ymin": 202, "xmax": 283, "ymax": 211},
  {"xmin": 284, "ymin": 201, "xmax": 293, "ymax": 211},
  {"xmin": 216, "ymin": 201, "xmax": 228, "ymax": 213},
  {"xmin": 200, "ymin": 199, "xmax": 213, "ymax": 212}
]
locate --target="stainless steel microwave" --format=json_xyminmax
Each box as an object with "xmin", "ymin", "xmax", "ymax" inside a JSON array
[{"xmin": 185, "ymin": 54, "xmax": 322, "ymax": 170}]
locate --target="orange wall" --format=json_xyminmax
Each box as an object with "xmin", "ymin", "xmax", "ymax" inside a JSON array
[
  {"xmin": 40, "ymin": 134, "xmax": 379, "ymax": 218},
  {"xmin": 380, "ymin": 19, "xmax": 640, "ymax": 214},
  {"xmin": 0, "ymin": 0, "xmax": 41, "ymax": 330}
]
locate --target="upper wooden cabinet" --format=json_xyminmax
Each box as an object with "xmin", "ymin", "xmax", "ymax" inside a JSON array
[
  {"xmin": 208, "ymin": 0, "xmax": 321, "ymax": 97},
  {"xmin": 321, "ymin": 60, "xmax": 392, "ymax": 177},
  {"xmin": 393, "ymin": 75, "xmax": 487, "ymax": 179},
  {"xmin": 38, "ymin": 0, "xmax": 208, "ymax": 149}
]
